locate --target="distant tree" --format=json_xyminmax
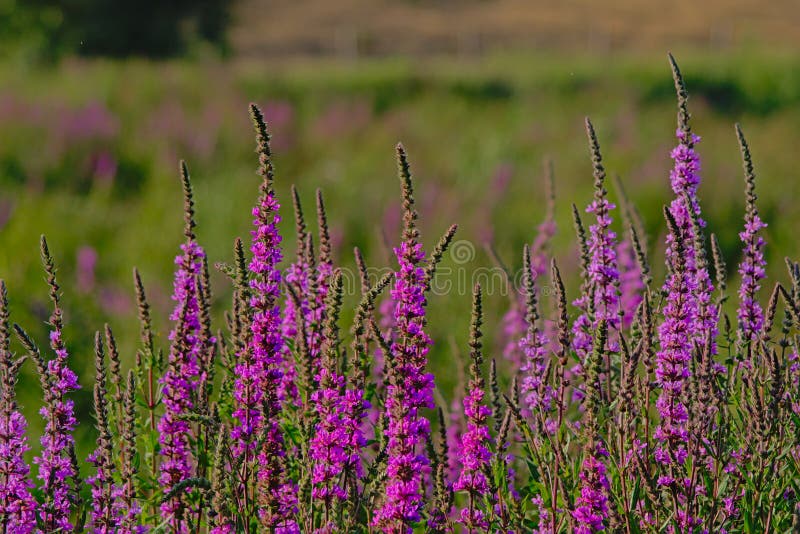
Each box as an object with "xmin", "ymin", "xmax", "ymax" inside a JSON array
[{"xmin": 0, "ymin": 0, "xmax": 233, "ymax": 60}]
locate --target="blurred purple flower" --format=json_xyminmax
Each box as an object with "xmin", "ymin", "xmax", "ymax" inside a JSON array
[
  {"xmin": 312, "ymin": 99, "xmax": 371, "ymax": 139},
  {"xmin": 76, "ymin": 246, "xmax": 98, "ymax": 294},
  {"xmin": 92, "ymin": 151, "xmax": 118, "ymax": 187}
]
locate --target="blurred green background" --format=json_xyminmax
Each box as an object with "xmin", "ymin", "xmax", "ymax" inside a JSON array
[{"xmin": 2, "ymin": 0, "xmax": 800, "ymax": 468}]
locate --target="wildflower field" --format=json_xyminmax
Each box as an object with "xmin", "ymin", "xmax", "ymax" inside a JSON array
[{"xmin": 2, "ymin": 52, "xmax": 800, "ymax": 532}]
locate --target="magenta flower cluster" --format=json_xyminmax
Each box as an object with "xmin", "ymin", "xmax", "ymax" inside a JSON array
[
  {"xmin": 0, "ymin": 285, "xmax": 36, "ymax": 532},
  {"xmin": 453, "ymin": 381, "xmax": 492, "ymax": 529},
  {"xmin": 374, "ymin": 238, "xmax": 435, "ymax": 531},
  {"xmin": 247, "ymin": 181, "xmax": 299, "ymax": 531},
  {"xmin": 573, "ymin": 442, "xmax": 611, "ymax": 534},
  {"xmin": 667, "ymin": 129, "xmax": 719, "ymax": 351},
  {"xmin": 36, "ymin": 325, "xmax": 81, "ymax": 531},
  {"xmin": 158, "ymin": 239, "xmax": 206, "ymax": 530}
]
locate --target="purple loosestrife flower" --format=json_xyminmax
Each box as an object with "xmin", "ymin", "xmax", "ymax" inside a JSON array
[
  {"xmin": 584, "ymin": 119, "xmax": 621, "ymax": 338},
  {"xmin": 735, "ymin": 125, "xmax": 767, "ymax": 341},
  {"xmin": 574, "ymin": 322, "xmax": 611, "ymax": 534},
  {"xmin": 246, "ymin": 105, "xmax": 298, "ymax": 531},
  {"xmin": 34, "ymin": 237, "xmax": 81, "ymax": 532},
  {"xmin": 655, "ymin": 209, "xmax": 696, "ymax": 529},
  {"xmin": 666, "ymin": 55, "xmax": 718, "ymax": 352},
  {"xmin": 309, "ymin": 361, "xmax": 348, "ymax": 501},
  {"xmin": 574, "ymin": 443, "xmax": 611, "ymax": 534},
  {"xmin": 119, "ymin": 371, "xmax": 145, "ymax": 534},
  {"xmin": 532, "ymin": 495, "xmax": 553, "ymax": 534},
  {"xmin": 573, "ymin": 120, "xmax": 620, "ymax": 369},
  {"xmin": 310, "ymin": 271, "xmax": 364, "ymax": 515},
  {"xmin": 280, "ymin": 187, "xmax": 331, "ymax": 404},
  {"xmin": 336, "ymin": 265, "xmax": 380, "ymax": 497},
  {"xmin": 519, "ymin": 246, "xmax": 554, "ymax": 424},
  {"xmin": 0, "ymin": 281, "xmax": 36, "ymax": 533},
  {"xmin": 158, "ymin": 164, "xmax": 207, "ymax": 531},
  {"xmin": 339, "ymin": 385, "xmax": 368, "ymax": 480},
  {"xmin": 374, "ymin": 145, "xmax": 436, "ymax": 532},
  {"xmin": 88, "ymin": 333, "xmax": 124, "ymax": 532},
  {"xmin": 454, "ymin": 285, "xmax": 492, "ymax": 531}
]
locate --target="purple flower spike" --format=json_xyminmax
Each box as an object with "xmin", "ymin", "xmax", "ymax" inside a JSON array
[
  {"xmin": 374, "ymin": 146, "xmax": 436, "ymax": 533},
  {"xmin": 454, "ymin": 380, "xmax": 492, "ymax": 519},
  {"xmin": 158, "ymin": 163, "xmax": 214, "ymax": 530},
  {"xmin": 519, "ymin": 246, "xmax": 554, "ymax": 425},
  {"xmin": 243, "ymin": 105, "xmax": 298, "ymax": 532},
  {"xmin": 574, "ymin": 322, "xmax": 611, "ymax": 534},
  {"xmin": 87, "ymin": 450, "xmax": 125, "ymax": 532},
  {"xmin": 573, "ymin": 119, "xmax": 620, "ymax": 384},
  {"xmin": 158, "ymin": 238, "xmax": 206, "ymax": 531},
  {"xmin": 666, "ymin": 58, "xmax": 719, "ymax": 355},
  {"xmin": 309, "ymin": 272, "xmax": 367, "ymax": 514},
  {"xmin": 574, "ymin": 443, "xmax": 611, "ymax": 534},
  {"xmin": 654, "ymin": 207, "xmax": 697, "ymax": 530},
  {"xmin": 34, "ymin": 238, "xmax": 81, "ymax": 532},
  {"xmin": 0, "ymin": 281, "xmax": 36, "ymax": 533},
  {"xmin": 454, "ymin": 287, "xmax": 492, "ymax": 532},
  {"xmin": 666, "ymin": 129, "xmax": 718, "ymax": 350},
  {"xmin": 735, "ymin": 125, "xmax": 767, "ymax": 341},
  {"xmin": 87, "ymin": 334, "xmax": 125, "ymax": 533}
]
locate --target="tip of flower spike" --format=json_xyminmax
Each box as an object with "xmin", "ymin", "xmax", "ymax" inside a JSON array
[
  {"xmin": 468, "ymin": 283, "xmax": 485, "ymax": 366},
  {"xmin": 39, "ymin": 234, "xmax": 51, "ymax": 264},
  {"xmin": 668, "ymin": 53, "xmax": 691, "ymax": 136},
  {"xmin": 522, "ymin": 244, "xmax": 541, "ymax": 330},
  {"xmin": 0, "ymin": 279, "xmax": 8, "ymax": 354},
  {"xmin": 249, "ymin": 102, "xmax": 274, "ymax": 188},
  {"xmin": 395, "ymin": 143, "xmax": 419, "ymax": 245},
  {"xmin": 584, "ymin": 117, "xmax": 606, "ymax": 192},
  {"xmin": 179, "ymin": 160, "xmax": 197, "ymax": 241},
  {"xmin": 316, "ymin": 189, "xmax": 332, "ymax": 266},
  {"xmin": 39, "ymin": 235, "xmax": 62, "ymax": 312},
  {"xmin": 249, "ymin": 103, "xmax": 268, "ymax": 146},
  {"xmin": 248, "ymin": 102, "xmax": 264, "ymax": 127},
  {"xmin": 735, "ymin": 123, "xmax": 758, "ymax": 210}
]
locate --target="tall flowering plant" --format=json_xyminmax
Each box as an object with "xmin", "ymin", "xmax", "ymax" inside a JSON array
[
  {"xmin": 227, "ymin": 104, "xmax": 298, "ymax": 532},
  {"xmin": 735, "ymin": 124, "xmax": 767, "ymax": 343},
  {"xmin": 665, "ymin": 55, "xmax": 719, "ymax": 355},
  {"xmin": 30, "ymin": 238, "xmax": 82, "ymax": 532},
  {"xmin": 0, "ymin": 281, "xmax": 36, "ymax": 533},
  {"xmin": 373, "ymin": 145, "xmax": 438, "ymax": 532},
  {"xmin": 158, "ymin": 162, "xmax": 208, "ymax": 531},
  {"xmin": 453, "ymin": 285, "xmax": 492, "ymax": 530},
  {"xmin": 571, "ymin": 119, "xmax": 621, "ymax": 415}
]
